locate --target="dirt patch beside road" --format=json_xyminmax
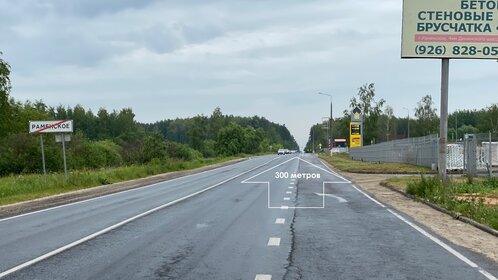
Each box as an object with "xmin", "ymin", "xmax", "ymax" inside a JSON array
[
  {"xmin": 0, "ymin": 158, "xmax": 247, "ymax": 219},
  {"xmin": 321, "ymin": 161, "xmax": 498, "ymax": 266}
]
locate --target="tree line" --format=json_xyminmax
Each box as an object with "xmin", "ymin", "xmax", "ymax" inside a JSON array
[
  {"xmin": 0, "ymin": 53, "xmax": 298, "ymax": 176},
  {"xmin": 305, "ymin": 83, "xmax": 498, "ymax": 152}
]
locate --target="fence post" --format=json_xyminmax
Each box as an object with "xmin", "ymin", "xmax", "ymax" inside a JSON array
[{"xmin": 489, "ymin": 131, "xmax": 493, "ymax": 177}]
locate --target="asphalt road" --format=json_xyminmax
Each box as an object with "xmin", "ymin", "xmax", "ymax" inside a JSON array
[{"xmin": 0, "ymin": 154, "xmax": 496, "ymax": 280}]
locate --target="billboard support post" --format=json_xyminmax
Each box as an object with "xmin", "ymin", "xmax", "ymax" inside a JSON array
[{"xmin": 439, "ymin": 58, "xmax": 449, "ymax": 179}]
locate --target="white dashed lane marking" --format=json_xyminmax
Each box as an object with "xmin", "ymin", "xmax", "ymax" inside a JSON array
[
  {"xmin": 286, "ymin": 191, "xmax": 292, "ymax": 194},
  {"xmin": 275, "ymin": 218, "xmax": 285, "ymax": 224},
  {"xmin": 283, "ymin": 197, "xmax": 290, "ymax": 201},
  {"xmin": 267, "ymin": 237, "xmax": 281, "ymax": 246},
  {"xmin": 255, "ymin": 274, "xmax": 272, "ymax": 280}
]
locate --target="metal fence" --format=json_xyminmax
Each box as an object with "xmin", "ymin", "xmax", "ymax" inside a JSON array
[
  {"xmin": 350, "ymin": 134, "xmax": 439, "ymax": 168},
  {"xmin": 471, "ymin": 132, "xmax": 498, "ymax": 174},
  {"xmin": 349, "ymin": 132, "xmax": 497, "ymax": 173}
]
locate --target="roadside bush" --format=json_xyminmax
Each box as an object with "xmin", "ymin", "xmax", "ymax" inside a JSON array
[
  {"xmin": 141, "ymin": 132, "xmax": 167, "ymax": 163},
  {"xmin": 70, "ymin": 140, "xmax": 123, "ymax": 169},
  {"xmin": 165, "ymin": 141, "xmax": 202, "ymax": 161},
  {"xmin": 0, "ymin": 133, "xmax": 63, "ymax": 175}
]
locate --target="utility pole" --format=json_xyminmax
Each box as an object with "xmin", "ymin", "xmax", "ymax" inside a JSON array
[
  {"xmin": 318, "ymin": 92, "xmax": 333, "ymax": 156},
  {"xmin": 403, "ymin": 107, "xmax": 410, "ymax": 139}
]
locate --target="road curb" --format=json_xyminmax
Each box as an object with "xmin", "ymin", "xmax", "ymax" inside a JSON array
[{"xmin": 380, "ymin": 181, "xmax": 498, "ymax": 238}]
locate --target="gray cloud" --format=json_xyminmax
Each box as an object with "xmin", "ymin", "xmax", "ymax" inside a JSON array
[{"xmin": 3, "ymin": 0, "xmax": 498, "ymax": 148}]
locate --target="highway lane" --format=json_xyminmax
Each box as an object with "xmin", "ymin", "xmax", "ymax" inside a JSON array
[
  {"xmin": 1, "ymin": 154, "xmax": 497, "ymax": 279},
  {"xmin": 0, "ymin": 155, "xmax": 282, "ymax": 277}
]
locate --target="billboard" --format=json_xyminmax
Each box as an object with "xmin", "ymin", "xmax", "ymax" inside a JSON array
[{"xmin": 402, "ymin": 0, "xmax": 498, "ymax": 59}]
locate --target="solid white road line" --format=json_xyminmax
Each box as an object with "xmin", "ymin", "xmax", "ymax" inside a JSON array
[
  {"xmin": 317, "ymin": 155, "xmax": 497, "ymax": 279},
  {"xmin": 267, "ymin": 237, "xmax": 281, "ymax": 246},
  {"xmin": 351, "ymin": 185, "xmax": 385, "ymax": 208},
  {"xmin": 275, "ymin": 218, "xmax": 285, "ymax": 224},
  {"xmin": 255, "ymin": 274, "xmax": 272, "ymax": 280},
  {"xmin": 280, "ymin": 206, "xmax": 289, "ymax": 209},
  {"xmin": 241, "ymin": 156, "xmax": 299, "ymax": 183},
  {"xmin": 387, "ymin": 209, "xmax": 497, "ymax": 280},
  {"xmin": 0, "ymin": 158, "xmax": 278, "ymax": 278}
]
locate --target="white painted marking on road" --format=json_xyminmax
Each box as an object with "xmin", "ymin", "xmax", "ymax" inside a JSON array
[
  {"xmin": 271, "ymin": 206, "xmax": 324, "ymax": 209},
  {"xmin": 288, "ymin": 187, "xmax": 294, "ymax": 189},
  {"xmin": 275, "ymin": 218, "xmax": 285, "ymax": 224},
  {"xmin": 255, "ymin": 274, "xmax": 272, "ymax": 280},
  {"xmin": 480, "ymin": 270, "xmax": 498, "ymax": 280},
  {"xmin": 241, "ymin": 156, "xmax": 300, "ymax": 183},
  {"xmin": 0, "ymin": 158, "xmax": 278, "ymax": 278},
  {"xmin": 314, "ymin": 193, "xmax": 347, "ymax": 203},
  {"xmin": 298, "ymin": 157, "xmax": 350, "ymax": 182},
  {"xmin": 0, "ymin": 156, "xmax": 278, "ymax": 223},
  {"xmin": 286, "ymin": 191, "xmax": 292, "ymax": 194},
  {"xmin": 317, "ymin": 159, "xmax": 386, "ymax": 208},
  {"xmin": 387, "ymin": 209, "xmax": 497, "ymax": 280},
  {"xmin": 267, "ymin": 237, "xmax": 281, "ymax": 246},
  {"xmin": 351, "ymin": 185, "xmax": 385, "ymax": 208},
  {"xmin": 283, "ymin": 197, "xmax": 290, "ymax": 201}
]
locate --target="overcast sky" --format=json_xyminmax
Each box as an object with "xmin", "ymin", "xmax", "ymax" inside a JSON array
[{"xmin": 1, "ymin": 0, "xmax": 497, "ymax": 148}]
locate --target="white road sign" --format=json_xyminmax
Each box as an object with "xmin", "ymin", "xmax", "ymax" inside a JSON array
[{"xmin": 29, "ymin": 120, "xmax": 74, "ymax": 133}]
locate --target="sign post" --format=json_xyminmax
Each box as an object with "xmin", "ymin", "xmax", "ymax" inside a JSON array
[
  {"xmin": 29, "ymin": 120, "xmax": 73, "ymax": 179},
  {"xmin": 402, "ymin": 0, "xmax": 498, "ymax": 179},
  {"xmin": 40, "ymin": 135, "xmax": 46, "ymax": 176}
]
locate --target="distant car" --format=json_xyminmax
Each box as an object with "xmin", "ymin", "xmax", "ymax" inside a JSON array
[{"xmin": 277, "ymin": 149, "xmax": 286, "ymax": 155}]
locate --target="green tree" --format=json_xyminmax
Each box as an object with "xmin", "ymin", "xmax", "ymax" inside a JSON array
[
  {"xmin": 479, "ymin": 104, "xmax": 498, "ymax": 133},
  {"xmin": 216, "ymin": 123, "xmax": 245, "ymax": 156},
  {"xmin": 413, "ymin": 95, "xmax": 439, "ymax": 136},
  {"xmin": 0, "ymin": 52, "xmax": 12, "ymax": 137},
  {"xmin": 349, "ymin": 83, "xmax": 385, "ymax": 144},
  {"xmin": 188, "ymin": 115, "xmax": 208, "ymax": 153},
  {"xmin": 141, "ymin": 132, "xmax": 167, "ymax": 163}
]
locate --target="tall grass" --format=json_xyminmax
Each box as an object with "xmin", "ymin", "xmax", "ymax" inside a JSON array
[
  {"xmin": 0, "ymin": 157, "xmax": 239, "ymax": 206},
  {"xmin": 406, "ymin": 176, "xmax": 498, "ymax": 230}
]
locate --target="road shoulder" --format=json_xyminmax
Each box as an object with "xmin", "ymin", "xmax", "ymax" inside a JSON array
[{"xmin": 320, "ymin": 160, "xmax": 498, "ymax": 266}]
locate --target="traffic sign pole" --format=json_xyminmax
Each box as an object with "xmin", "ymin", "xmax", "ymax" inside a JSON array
[
  {"xmin": 61, "ymin": 133, "xmax": 68, "ymax": 180},
  {"xmin": 40, "ymin": 134, "xmax": 46, "ymax": 176}
]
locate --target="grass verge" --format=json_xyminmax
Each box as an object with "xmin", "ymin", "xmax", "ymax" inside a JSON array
[
  {"xmin": 0, "ymin": 156, "xmax": 242, "ymax": 206},
  {"xmin": 319, "ymin": 153, "xmax": 433, "ymax": 174},
  {"xmin": 385, "ymin": 176, "xmax": 498, "ymax": 230}
]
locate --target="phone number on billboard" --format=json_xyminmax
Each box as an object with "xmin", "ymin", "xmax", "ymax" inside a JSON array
[{"xmin": 415, "ymin": 45, "xmax": 498, "ymax": 56}]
